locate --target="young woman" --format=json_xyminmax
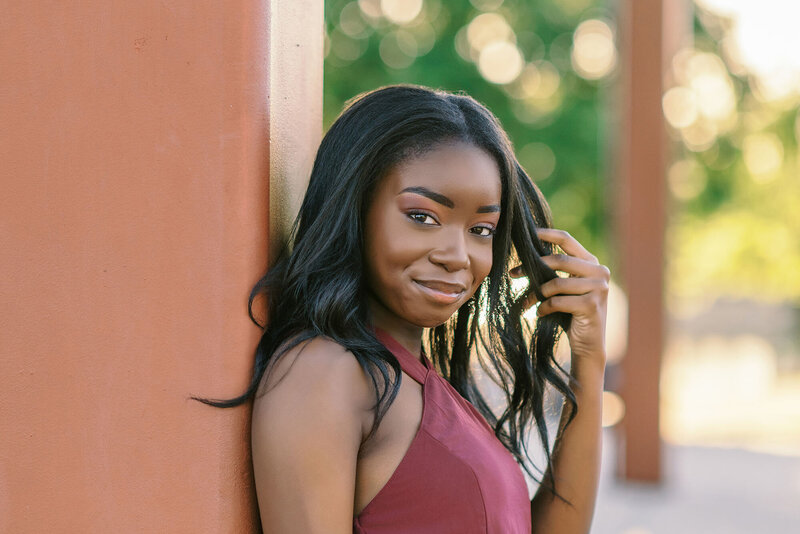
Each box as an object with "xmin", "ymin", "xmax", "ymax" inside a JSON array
[{"xmin": 200, "ymin": 84, "xmax": 609, "ymax": 533}]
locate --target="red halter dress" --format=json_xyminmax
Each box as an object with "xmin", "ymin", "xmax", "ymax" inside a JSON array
[{"xmin": 353, "ymin": 328, "xmax": 532, "ymax": 533}]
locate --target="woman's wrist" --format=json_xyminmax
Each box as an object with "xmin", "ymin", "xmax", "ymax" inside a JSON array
[{"xmin": 568, "ymin": 351, "xmax": 606, "ymax": 395}]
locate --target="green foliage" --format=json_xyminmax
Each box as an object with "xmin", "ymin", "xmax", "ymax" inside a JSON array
[
  {"xmin": 665, "ymin": 14, "xmax": 800, "ymax": 303},
  {"xmin": 323, "ymin": 0, "xmax": 612, "ymax": 264},
  {"xmin": 323, "ymin": 1, "xmax": 800, "ymax": 303}
]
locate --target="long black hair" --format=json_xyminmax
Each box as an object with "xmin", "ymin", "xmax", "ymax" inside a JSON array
[{"xmin": 196, "ymin": 84, "xmax": 577, "ymax": 498}]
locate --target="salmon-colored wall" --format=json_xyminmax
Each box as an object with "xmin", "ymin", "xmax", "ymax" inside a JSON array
[{"xmin": 0, "ymin": 1, "xmax": 322, "ymax": 531}]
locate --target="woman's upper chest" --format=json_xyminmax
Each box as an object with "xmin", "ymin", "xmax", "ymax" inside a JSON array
[{"xmin": 353, "ymin": 367, "xmax": 531, "ymax": 533}]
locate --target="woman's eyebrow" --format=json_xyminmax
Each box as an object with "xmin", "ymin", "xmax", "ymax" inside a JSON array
[
  {"xmin": 477, "ymin": 204, "xmax": 501, "ymax": 213},
  {"xmin": 399, "ymin": 186, "xmax": 501, "ymax": 214},
  {"xmin": 400, "ymin": 186, "xmax": 454, "ymax": 208}
]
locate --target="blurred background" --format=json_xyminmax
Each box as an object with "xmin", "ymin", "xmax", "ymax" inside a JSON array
[{"xmin": 322, "ymin": 0, "xmax": 800, "ymax": 532}]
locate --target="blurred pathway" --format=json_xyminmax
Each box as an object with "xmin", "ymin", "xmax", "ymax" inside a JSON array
[{"xmin": 592, "ymin": 429, "xmax": 800, "ymax": 533}]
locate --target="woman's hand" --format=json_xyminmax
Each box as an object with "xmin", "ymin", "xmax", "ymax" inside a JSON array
[
  {"xmin": 522, "ymin": 229, "xmax": 608, "ymax": 533},
  {"xmin": 511, "ymin": 228, "xmax": 610, "ymax": 372}
]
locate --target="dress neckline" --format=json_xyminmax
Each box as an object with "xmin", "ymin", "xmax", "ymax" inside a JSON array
[{"xmin": 373, "ymin": 327, "xmax": 432, "ymax": 384}]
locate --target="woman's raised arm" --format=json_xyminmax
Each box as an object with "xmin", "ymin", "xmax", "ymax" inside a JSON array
[
  {"xmin": 520, "ymin": 228, "xmax": 609, "ymax": 534},
  {"xmin": 250, "ymin": 338, "xmax": 374, "ymax": 533}
]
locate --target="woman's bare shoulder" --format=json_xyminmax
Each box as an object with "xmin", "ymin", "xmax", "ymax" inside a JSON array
[
  {"xmin": 254, "ymin": 335, "xmax": 375, "ymax": 417},
  {"xmin": 250, "ymin": 335, "xmax": 375, "ymax": 532}
]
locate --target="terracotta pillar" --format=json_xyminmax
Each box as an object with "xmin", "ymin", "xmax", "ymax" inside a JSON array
[
  {"xmin": 0, "ymin": 0, "xmax": 322, "ymax": 531},
  {"xmin": 614, "ymin": 0, "xmax": 676, "ymax": 482}
]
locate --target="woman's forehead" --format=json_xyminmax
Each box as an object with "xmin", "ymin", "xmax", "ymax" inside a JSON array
[{"xmin": 386, "ymin": 143, "xmax": 502, "ymax": 199}]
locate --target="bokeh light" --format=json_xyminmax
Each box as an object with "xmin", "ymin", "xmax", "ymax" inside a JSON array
[
  {"xmin": 454, "ymin": 25, "xmax": 472, "ymax": 62},
  {"xmin": 668, "ymin": 158, "xmax": 707, "ymax": 200},
  {"xmin": 329, "ymin": 28, "xmax": 368, "ymax": 62},
  {"xmin": 455, "ymin": 11, "xmax": 527, "ymax": 85},
  {"xmin": 339, "ymin": 2, "xmax": 370, "ymax": 38},
  {"xmin": 503, "ymin": 64, "xmax": 541, "ymax": 99},
  {"xmin": 533, "ymin": 61, "xmax": 561, "ymax": 99},
  {"xmin": 379, "ymin": 30, "xmax": 418, "ymax": 69},
  {"xmin": 469, "ymin": 0, "xmax": 504, "ymax": 11},
  {"xmin": 685, "ymin": 53, "xmax": 736, "ymax": 123},
  {"xmin": 696, "ymin": 0, "xmax": 800, "ymax": 102},
  {"xmin": 742, "ymin": 132, "xmax": 784, "ymax": 181},
  {"xmin": 680, "ymin": 120, "xmax": 717, "ymax": 152},
  {"xmin": 466, "ymin": 12, "xmax": 516, "ymax": 59},
  {"xmin": 478, "ymin": 41, "xmax": 524, "ymax": 84},
  {"xmin": 380, "ymin": 0, "xmax": 423, "ymax": 25},
  {"xmin": 601, "ymin": 391, "xmax": 625, "ymax": 427},
  {"xmin": 508, "ymin": 61, "xmax": 563, "ymax": 125},
  {"xmin": 412, "ymin": 22, "xmax": 436, "ymax": 56},
  {"xmin": 662, "ymin": 87, "xmax": 698, "ymax": 129},
  {"xmin": 571, "ymin": 19, "xmax": 617, "ymax": 80},
  {"xmin": 665, "ymin": 48, "xmax": 739, "ymax": 152},
  {"xmin": 546, "ymin": 184, "xmax": 588, "ymax": 230},
  {"xmin": 519, "ymin": 142, "xmax": 556, "ymax": 181},
  {"xmin": 605, "ymin": 279, "xmax": 628, "ymax": 365},
  {"xmin": 357, "ymin": 0, "xmax": 382, "ymax": 20}
]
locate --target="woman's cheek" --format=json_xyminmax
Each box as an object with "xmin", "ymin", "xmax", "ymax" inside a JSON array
[{"xmin": 474, "ymin": 249, "xmax": 494, "ymax": 286}]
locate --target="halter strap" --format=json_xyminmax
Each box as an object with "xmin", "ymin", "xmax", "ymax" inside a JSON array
[{"xmin": 373, "ymin": 327, "xmax": 430, "ymax": 385}]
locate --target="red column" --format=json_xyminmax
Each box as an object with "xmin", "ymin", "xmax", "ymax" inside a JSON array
[
  {"xmin": 614, "ymin": 0, "xmax": 674, "ymax": 482},
  {"xmin": 0, "ymin": 1, "xmax": 322, "ymax": 531}
]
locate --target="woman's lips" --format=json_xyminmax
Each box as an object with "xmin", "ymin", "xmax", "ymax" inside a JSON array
[{"xmin": 413, "ymin": 279, "xmax": 466, "ymax": 305}]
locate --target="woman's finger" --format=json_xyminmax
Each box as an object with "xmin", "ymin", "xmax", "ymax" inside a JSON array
[
  {"xmin": 536, "ymin": 294, "xmax": 603, "ymax": 317},
  {"xmin": 535, "ymin": 228, "xmax": 597, "ymax": 263},
  {"xmin": 521, "ymin": 277, "xmax": 607, "ymax": 308},
  {"xmin": 540, "ymin": 254, "xmax": 610, "ymax": 280},
  {"xmin": 540, "ymin": 276, "xmax": 607, "ymax": 300}
]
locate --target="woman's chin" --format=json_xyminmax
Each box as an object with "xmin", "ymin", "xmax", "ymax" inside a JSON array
[{"xmin": 407, "ymin": 308, "xmax": 461, "ymax": 329}]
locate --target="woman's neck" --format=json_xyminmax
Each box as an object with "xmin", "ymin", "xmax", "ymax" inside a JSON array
[{"xmin": 366, "ymin": 295, "xmax": 424, "ymax": 357}]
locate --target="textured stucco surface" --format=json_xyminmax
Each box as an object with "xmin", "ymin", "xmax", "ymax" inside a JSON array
[{"xmin": 0, "ymin": 1, "xmax": 322, "ymax": 531}]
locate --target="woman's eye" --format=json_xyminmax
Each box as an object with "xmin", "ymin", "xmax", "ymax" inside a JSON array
[
  {"xmin": 408, "ymin": 212, "xmax": 437, "ymax": 225},
  {"xmin": 471, "ymin": 225, "xmax": 495, "ymax": 237}
]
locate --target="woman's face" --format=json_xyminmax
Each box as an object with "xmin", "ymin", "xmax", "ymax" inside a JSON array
[{"xmin": 364, "ymin": 142, "xmax": 502, "ymax": 329}]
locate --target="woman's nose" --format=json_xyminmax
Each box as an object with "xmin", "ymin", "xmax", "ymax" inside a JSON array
[{"xmin": 428, "ymin": 229, "xmax": 470, "ymax": 272}]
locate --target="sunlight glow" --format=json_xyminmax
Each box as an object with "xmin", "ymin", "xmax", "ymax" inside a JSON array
[
  {"xmin": 380, "ymin": 0, "xmax": 423, "ymax": 25},
  {"xmin": 680, "ymin": 120, "xmax": 718, "ymax": 152},
  {"xmin": 685, "ymin": 53, "xmax": 736, "ymax": 122},
  {"xmin": 508, "ymin": 63, "xmax": 562, "ymax": 125},
  {"xmin": 668, "ymin": 159, "xmax": 707, "ymax": 200},
  {"xmin": 379, "ymin": 30, "xmax": 418, "ymax": 69},
  {"xmin": 458, "ymin": 12, "xmax": 526, "ymax": 85},
  {"xmin": 478, "ymin": 41, "xmax": 524, "ymax": 84},
  {"xmin": 605, "ymin": 280, "xmax": 628, "ymax": 365},
  {"xmin": 665, "ymin": 48, "xmax": 738, "ymax": 151},
  {"xmin": 454, "ymin": 26, "xmax": 472, "ymax": 62},
  {"xmin": 660, "ymin": 333, "xmax": 800, "ymax": 455},
  {"xmin": 571, "ymin": 19, "xmax": 617, "ymax": 80},
  {"xmin": 339, "ymin": 2, "xmax": 370, "ymax": 38},
  {"xmin": 743, "ymin": 132, "xmax": 784, "ymax": 181},
  {"xmin": 467, "ymin": 13, "xmax": 516, "ymax": 57},
  {"xmin": 662, "ymin": 87, "xmax": 698, "ymax": 129},
  {"xmin": 503, "ymin": 64, "xmax": 541, "ymax": 99},
  {"xmin": 357, "ymin": 0, "xmax": 382, "ymax": 19},
  {"xmin": 329, "ymin": 29, "xmax": 368, "ymax": 62},
  {"xmin": 696, "ymin": 0, "xmax": 800, "ymax": 101},
  {"xmin": 601, "ymin": 391, "xmax": 625, "ymax": 427}
]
